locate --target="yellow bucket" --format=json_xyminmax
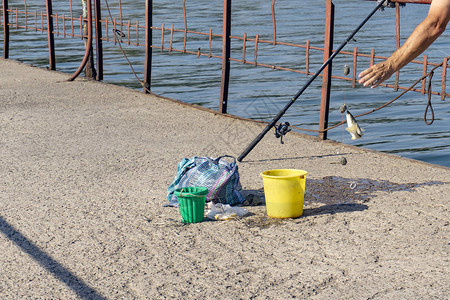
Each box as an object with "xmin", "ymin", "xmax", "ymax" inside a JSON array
[{"xmin": 260, "ymin": 169, "xmax": 308, "ymax": 218}]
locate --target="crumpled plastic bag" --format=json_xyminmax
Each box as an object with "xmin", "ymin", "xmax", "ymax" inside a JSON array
[{"xmin": 205, "ymin": 203, "xmax": 248, "ymax": 221}]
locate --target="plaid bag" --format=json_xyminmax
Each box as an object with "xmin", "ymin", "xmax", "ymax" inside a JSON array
[{"xmin": 167, "ymin": 156, "xmax": 244, "ymax": 206}]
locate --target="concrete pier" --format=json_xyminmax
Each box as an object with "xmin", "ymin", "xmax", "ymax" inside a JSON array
[{"xmin": 1, "ymin": 59, "xmax": 449, "ymax": 299}]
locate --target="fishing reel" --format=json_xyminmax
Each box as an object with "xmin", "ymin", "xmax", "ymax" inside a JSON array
[
  {"xmin": 377, "ymin": 0, "xmax": 405, "ymax": 10},
  {"xmin": 274, "ymin": 122, "xmax": 291, "ymax": 144}
]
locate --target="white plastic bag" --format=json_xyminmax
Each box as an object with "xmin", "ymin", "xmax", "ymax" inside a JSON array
[{"xmin": 206, "ymin": 203, "xmax": 248, "ymax": 221}]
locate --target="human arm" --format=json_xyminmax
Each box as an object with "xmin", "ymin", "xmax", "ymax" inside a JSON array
[{"xmin": 358, "ymin": 0, "xmax": 450, "ymax": 88}]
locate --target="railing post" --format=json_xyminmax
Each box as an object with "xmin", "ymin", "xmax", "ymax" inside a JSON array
[
  {"xmin": 352, "ymin": 47, "xmax": 358, "ymax": 88},
  {"xmin": 82, "ymin": 0, "xmax": 96, "ymax": 78},
  {"xmin": 219, "ymin": 0, "xmax": 231, "ymax": 114},
  {"xmin": 442, "ymin": 57, "xmax": 447, "ymax": 101},
  {"xmin": 143, "ymin": 0, "xmax": 152, "ymax": 93},
  {"xmin": 421, "ymin": 55, "xmax": 427, "ymax": 94},
  {"xmin": 394, "ymin": 2, "xmax": 400, "ymax": 91},
  {"xmin": 2, "ymin": 0, "xmax": 9, "ymax": 59},
  {"xmin": 94, "ymin": 0, "xmax": 103, "ymax": 80},
  {"xmin": 45, "ymin": 0, "xmax": 56, "ymax": 70},
  {"xmin": 318, "ymin": 0, "xmax": 334, "ymax": 140}
]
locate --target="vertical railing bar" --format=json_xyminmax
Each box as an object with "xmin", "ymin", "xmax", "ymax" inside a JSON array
[
  {"xmin": 143, "ymin": 0, "xmax": 152, "ymax": 93},
  {"xmin": 79, "ymin": 15, "xmax": 83, "ymax": 39},
  {"xmin": 183, "ymin": 0, "xmax": 187, "ymax": 52},
  {"xmin": 113, "ymin": 18, "xmax": 116, "ymax": 44},
  {"xmin": 105, "ymin": 17, "xmax": 108, "ymax": 41},
  {"xmin": 370, "ymin": 48, "xmax": 375, "ymax": 66},
  {"xmin": 63, "ymin": 14, "xmax": 66, "ymax": 37},
  {"xmin": 41, "ymin": 11, "xmax": 43, "ymax": 34},
  {"xmin": 352, "ymin": 47, "xmax": 357, "ymax": 88},
  {"xmin": 118, "ymin": 0, "xmax": 123, "ymax": 32},
  {"xmin": 169, "ymin": 24, "xmax": 174, "ymax": 53},
  {"xmin": 82, "ymin": 0, "xmax": 95, "ymax": 78},
  {"xmin": 15, "ymin": 8, "xmax": 18, "ymax": 29},
  {"xmin": 242, "ymin": 32, "xmax": 246, "ymax": 63},
  {"xmin": 94, "ymin": 0, "xmax": 103, "ymax": 80},
  {"xmin": 208, "ymin": 28, "xmax": 212, "ymax": 58},
  {"xmin": 45, "ymin": 0, "xmax": 55, "ymax": 70},
  {"xmin": 25, "ymin": 0, "xmax": 28, "ymax": 31},
  {"xmin": 70, "ymin": 0, "xmax": 74, "ymax": 37},
  {"xmin": 306, "ymin": 40, "xmax": 310, "ymax": 75},
  {"xmin": 441, "ymin": 57, "xmax": 447, "ymax": 101},
  {"xmin": 55, "ymin": 13, "xmax": 58, "ymax": 36},
  {"xmin": 271, "ymin": 0, "xmax": 276, "ymax": 45},
  {"xmin": 254, "ymin": 34, "xmax": 259, "ymax": 66},
  {"xmin": 394, "ymin": 2, "xmax": 400, "ymax": 91},
  {"xmin": 421, "ymin": 55, "xmax": 427, "ymax": 94},
  {"xmin": 219, "ymin": 0, "xmax": 231, "ymax": 114},
  {"xmin": 161, "ymin": 23, "xmax": 164, "ymax": 52},
  {"xmin": 127, "ymin": 20, "xmax": 130, "ymax": 45},
  {"xmin": 2, "ymin": 0, "xmax": 9, "ymax": 59},
  {"xmin": 318, "ymin": 0, "xmax": 334, "ymax": 140},
  {"xmin": 34, "ymin": 9, "xmax": 37, "ymax": 32},
  {"xmin": 136, "ymin": 20, "xmax": 139, "ymax": 45}
]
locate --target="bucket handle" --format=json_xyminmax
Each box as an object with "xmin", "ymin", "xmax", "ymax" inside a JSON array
[{"xmin": 212, "ymin": 155, "xmax": 236, "ymax": 165}]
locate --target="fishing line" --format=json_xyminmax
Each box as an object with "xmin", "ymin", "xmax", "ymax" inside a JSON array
[
  {"xmin": 99, "ymin": 0, "xmax": 443, "ymax": 149},
  {"xmin": 237, "ymin": 0, "xmax": 389, "ymax": 162},
  {"xmin": 286, "ymin": 56, "xmax": 450, "ymax": 133},
  {"xmin": 342, "ymin": 43, "xmax": 351, "ymax": 143},
  {"xmin": 104, "ymin": 0, "xmax": 150, "ymax": 92}
]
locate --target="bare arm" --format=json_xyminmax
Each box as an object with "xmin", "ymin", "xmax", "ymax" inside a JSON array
[{"xmin": 358, "ymin": 0, "xmax": 450, "ymax": 88}]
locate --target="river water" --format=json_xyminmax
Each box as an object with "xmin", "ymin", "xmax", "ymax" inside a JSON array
[{"xmin": 3, "ymin": 0, "xmax": 449, "ymax": 167}]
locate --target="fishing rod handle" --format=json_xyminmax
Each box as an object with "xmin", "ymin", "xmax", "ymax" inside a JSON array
[
  {"xmin": 237, "ymin": 124, "xmax": 270, "ymax": 162},
  {"xmin": 236, "ymin": 104, "xmax": 290, "ymax": 162}
]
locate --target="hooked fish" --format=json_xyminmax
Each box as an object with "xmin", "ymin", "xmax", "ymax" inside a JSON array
[{"xmin": 345, "ymin": 111, "xmax": 363, "ymax": 140}]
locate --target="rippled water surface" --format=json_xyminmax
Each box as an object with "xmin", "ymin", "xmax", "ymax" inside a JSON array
[{"xmin": 3, "ymin": 0, "xmax": 449, "ymax": 167}]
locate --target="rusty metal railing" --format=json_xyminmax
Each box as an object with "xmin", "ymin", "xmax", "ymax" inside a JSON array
[{"xmin": 1, "ymin": 0, "xmax": 448, "ymax": 139}]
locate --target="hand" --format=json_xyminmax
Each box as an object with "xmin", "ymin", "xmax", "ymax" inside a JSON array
[{"xmin": 358, "ymin": 61, "xmax": 395, "ymax": 88}]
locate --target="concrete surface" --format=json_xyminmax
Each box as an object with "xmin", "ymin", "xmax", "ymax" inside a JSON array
[{"xmin": 1, "ymin": 59, "xmax": 449, "ymax": 299}]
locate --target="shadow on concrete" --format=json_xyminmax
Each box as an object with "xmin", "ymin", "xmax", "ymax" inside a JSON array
[
  {"xmin": 305, "ymin": 176, "xmax": 447, "ymax": 205},
  {"xmin": 0, "ymin": 216, "xmax": 106, "ymax": 300},
  {"xmin": 302, "ymin": 203, "xmax": 368, "ymax": 217},
  {"xmin": 241, "ymin": 176, "xmax": 446, "ymax": 218}
]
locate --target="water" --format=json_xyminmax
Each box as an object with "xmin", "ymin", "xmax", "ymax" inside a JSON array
[{"xmin": 2, "ymin": 0, "xmax": 449, "ymax": 167}]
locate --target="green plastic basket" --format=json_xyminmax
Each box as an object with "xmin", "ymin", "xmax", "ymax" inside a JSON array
[{"xmin": 174, "ymin": 187, "xmax": 208, "ymax": 223}]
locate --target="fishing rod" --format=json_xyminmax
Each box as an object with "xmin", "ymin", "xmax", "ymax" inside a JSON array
[{"xmin": 237, "ymin": 0, "xmax": 388, "ymax": 162}]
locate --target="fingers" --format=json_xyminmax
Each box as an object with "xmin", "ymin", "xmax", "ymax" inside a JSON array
[
  {"xmin": 358, "ymin": 67, "xmax": 372, "ymax": 79},
  {"xmin": 358, "ymin": 63, "xmax": 391, "ymax": 88},
  {"xmin": 359, "ymin": 71, "xmax": 381, "ymax": 88},
  {"xmin": 358, "ymin": 68, "xmax": 378, "ymax": 87}
]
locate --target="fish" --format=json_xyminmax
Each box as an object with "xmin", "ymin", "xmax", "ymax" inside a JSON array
[{"xmin": 345, "ymin": 111, "xmax": 363, "ymax": 140}]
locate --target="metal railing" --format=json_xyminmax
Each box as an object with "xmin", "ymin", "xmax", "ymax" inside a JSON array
[{"xmin": 1, "ymin": 0, "xmax": 448, "ymax": 139}]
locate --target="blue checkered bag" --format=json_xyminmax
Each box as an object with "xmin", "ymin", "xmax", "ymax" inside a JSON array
[{"xmin": 167, "ymin": 156, "xmax": 244, "ymax": 206}]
